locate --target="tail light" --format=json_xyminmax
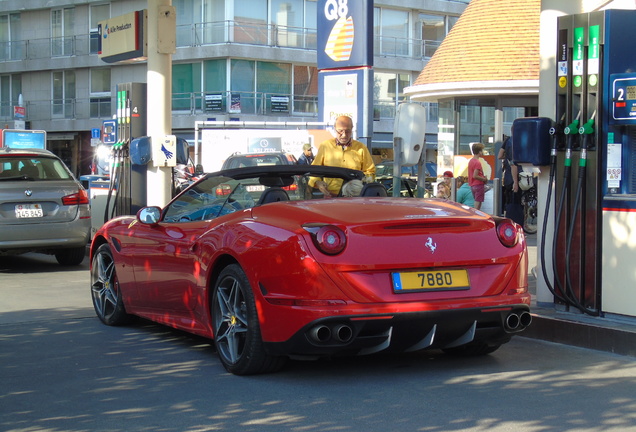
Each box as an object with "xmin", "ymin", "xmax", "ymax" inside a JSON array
[
  {"xmin": 496, "ymin": 220, "xmax": 519, "ymax": 247},
  {"xmin": 215, "ymin": 184, "xmax": 232, "ymax": 196},
  {"xmin": 62, "ymin": 189, "xmax": 89, "ymax": 205},
  {"xmin": 283, "ymin": 183, "xmax": 298, "ymax": 191},
  {"xmin": 304, "ymin": 224, "xmax": 347, "ymax": 255}
]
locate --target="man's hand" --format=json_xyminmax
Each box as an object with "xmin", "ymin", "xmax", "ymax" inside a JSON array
[{"xmin": 315, "ymin": 180, "xmax": 332, "ymax": 198}]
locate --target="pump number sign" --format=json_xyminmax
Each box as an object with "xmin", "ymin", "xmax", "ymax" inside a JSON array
[{"xmin": 611, "ymin": 75, "xmax": 636, "ymax": 123}]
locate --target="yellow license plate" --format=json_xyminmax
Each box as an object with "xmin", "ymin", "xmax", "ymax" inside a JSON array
[{"xmin": 392, "ymin": 270, "xmax": 470, "ymax": 292}]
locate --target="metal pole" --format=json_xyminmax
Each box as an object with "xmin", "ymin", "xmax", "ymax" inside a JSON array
[
  {"xmin": 146, "ymin": 0, "xmax": 174, "ymax": 207},
  {"xmin": 492, "ymin": 178, "xmax": 501, "ymax": 216}
]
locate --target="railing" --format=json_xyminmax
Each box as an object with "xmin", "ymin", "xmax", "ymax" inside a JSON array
[
  {"xmin": 0, "ymin": 34, "xmax": 95, "ymax": 62},
  {"xmin": 374, "ymin": 36, "xmax": 441, "ymax": 59},
  {"xmin": 0, "ymin": 21, "xmax": 439, "ymax": 63},
  {"xmin": 176, "ymin": 20, "xmax": 318, "ymax": 50},
  {"xmin": 172, "ymin": 91, "xmax": 319, "ymax": 116},
  {"xmin": 0, "ymin": 93, "xmax": 415, "ymax": 123}
]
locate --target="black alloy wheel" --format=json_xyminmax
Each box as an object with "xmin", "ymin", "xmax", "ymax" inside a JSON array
[
  {"xmin": 212, "ymin": 264, "xmax": 285, "ymax": 375},
  {"xmin": 90, "ymin": 244, "xmax": 131, "ymax": 326}
]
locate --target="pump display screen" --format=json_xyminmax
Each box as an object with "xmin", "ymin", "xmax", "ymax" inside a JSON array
[{"xmin": 612, "ymin": 76, "xmax": 636, "ymax": 122}]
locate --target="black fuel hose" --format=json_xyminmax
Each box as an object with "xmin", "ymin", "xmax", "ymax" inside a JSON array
[
  {"xmin": 540, "ymin": 124, "xmax": 570, "ymax": 304},
  {"xmin": 563, "ymin": 119, "xmax": 600, "ymax": 316}
]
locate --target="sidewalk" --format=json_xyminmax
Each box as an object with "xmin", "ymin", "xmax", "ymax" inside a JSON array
[{"xmin": 522, "ymin": 233, "xmax": 636, "ymax": 357}]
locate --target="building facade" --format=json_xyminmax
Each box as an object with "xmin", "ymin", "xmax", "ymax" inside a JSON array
[{"xmin": 0, "ymin": 0, "xmax": 468, "ymax": 176}]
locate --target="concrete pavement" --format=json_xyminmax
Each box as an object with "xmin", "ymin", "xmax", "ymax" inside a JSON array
[{"xmin": 523, "ymin": 234, "xmax": 636, "ymax": 357}]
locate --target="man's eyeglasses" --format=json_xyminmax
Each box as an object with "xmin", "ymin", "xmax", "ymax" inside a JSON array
[{"xmin": 335, "ymin": 128, "xmax": 352, "ymax": 135}]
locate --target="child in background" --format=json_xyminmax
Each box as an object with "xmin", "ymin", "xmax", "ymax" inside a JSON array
[{"xmin": 468, "ymin": 143, "xmax": 488, "ymax": 210}]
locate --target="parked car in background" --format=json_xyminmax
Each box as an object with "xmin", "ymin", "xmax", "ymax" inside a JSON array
[
  {"xmin": 90, "ymin": 164, "xmax": 530, "ymax": 375},
  {"xmin": 221, "ymin": 152, "xmax": 297, "ymax": 170},
  {"xmin": 0, "ymin": 147, "xmax": 91, "ymax": 265},
  {"xmin": 375, "ymin": 161, "xmax": 438, "ymax": 197},
  {"xmin": 375, "ymin": 160, "xmax": 437, "ymax": 179}
]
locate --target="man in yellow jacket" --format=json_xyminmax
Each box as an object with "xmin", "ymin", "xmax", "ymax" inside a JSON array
[{"xmin": 310, "ymin": 115, "xmax": 376, "ymax": 197}]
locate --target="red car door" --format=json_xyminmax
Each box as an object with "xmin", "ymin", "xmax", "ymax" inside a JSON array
[{"xmin": 130, "ymin": 220, "xmax": 206, "ymax": 312}]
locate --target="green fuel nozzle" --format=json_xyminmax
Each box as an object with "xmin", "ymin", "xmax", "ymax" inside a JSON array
[
  {"xmin": 580, "ymin": 118, "xmax": 595, "ymax": 134},
  {"xmin": 564, "ymin": 119, "xmax": 580, "ymax": 135}
]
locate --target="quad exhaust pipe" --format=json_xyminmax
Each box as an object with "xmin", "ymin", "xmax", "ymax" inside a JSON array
[
  {"xmin": 505, "ymin": 311, "xmax": 532, "ymax": 331},
  {"xmin": 309, "ymin": 323, "xmax": 353, "ymax": 344}
]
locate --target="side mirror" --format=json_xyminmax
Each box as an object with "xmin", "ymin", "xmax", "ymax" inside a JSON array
[{"xmin": 137, "ymin": 206, "xmax": 162, "ymax": 224}]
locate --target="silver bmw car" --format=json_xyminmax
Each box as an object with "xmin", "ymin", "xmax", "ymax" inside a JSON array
[{"xmin": 0, "ymin": 147, "xmax": 91, "ymax": 265}]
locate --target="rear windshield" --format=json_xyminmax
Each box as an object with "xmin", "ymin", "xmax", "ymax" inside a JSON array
[
  {"xmin": 224, "ymin": 154, "xmax": 286, "ymax": 169},
  {"xmin": 0, "ymin": 156, "xmax": 73, "ymax": 180}
]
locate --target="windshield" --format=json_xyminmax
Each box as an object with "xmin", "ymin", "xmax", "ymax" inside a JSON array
[
  {"xmin": 162, "ymin": 169, "xmax": 372, "ymax": 223},
  {"xmin": 0, "ymin": 156, "xmax": 73, "ymax": 181}
]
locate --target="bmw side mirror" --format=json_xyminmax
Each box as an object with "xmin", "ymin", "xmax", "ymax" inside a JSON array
[{"xmin": 137, "ymin": 206, "xmax": 161, "ymax": 224}]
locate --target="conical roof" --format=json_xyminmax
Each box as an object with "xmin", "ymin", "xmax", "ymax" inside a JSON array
[{"xmin": 405, "ymin": 0, "xmax": 540, "ymax": 101}]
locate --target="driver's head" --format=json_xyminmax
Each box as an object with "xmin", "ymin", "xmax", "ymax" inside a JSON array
[{"xmin": 334, "ymin": 116, "xmax": 354, "ymax": 146}]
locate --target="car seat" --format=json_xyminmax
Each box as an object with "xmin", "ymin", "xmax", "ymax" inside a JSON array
[
  {"xmin": 20, "ymin": 165, "xmax": 39, "ymax": 179},
  {"xmin": 257, "ymin": 187, "xmax": 289, "ymax": 205},
  {"xmin": 360, "ymin": 182, "xmax": 388, "ymax": 197}
]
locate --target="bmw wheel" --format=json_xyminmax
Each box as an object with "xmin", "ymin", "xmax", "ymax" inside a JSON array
[
  {"xmin": 212, "ymin": 264, "xmax": 285, "ymax": 375},
  {"xmin": 55, "ymin": 246, "xmax": 86, "ymax": 266},
  {"xmin": 90, "ymin": 244, "xmax": 131, "ymax": 326}
]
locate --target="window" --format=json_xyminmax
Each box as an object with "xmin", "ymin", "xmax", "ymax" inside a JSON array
[
  {"xmin": 234, "ymin": 0, "xmax": 268, "ymax": 45},
  {"xmin": 1, "ymin": 74, "xmax": 22, "ymax": 118},
  {"xmin": 420, "ymin": 14, "xmax": 445, "ymax": 58},
  {"xmin": 0, "ymin": 13, "xmax": 21, "ymax": 61},
  {"xmin": 173, "ymin": 63, "xmax": 202, "ymax": 112},
  {"xmin": 90, "ymin": 4, "xmax": 109, "ymax": 54},
  {"xmin": 90, "ymin": 68, "xmax": 111, "ymax": 118},
  {"xmin": 374, "ymin": 8, "xmax": 409, "ymax": 57},
  {"xmin": 303, "ymin": 0, "xmax": 317, "ymax": 48},
  {"xmin": 230, "ymin": 59, "xmax": 256, "ymax": 113},
  {"xmin": 175, "ymin": 0, "xmax": 202, "ymax": 46},
  {"xmin": 426, "ymin": 102, "xmax": 439, "ymax": 123},
  {"xmin": 52, "ymin": 8, "xmax": 75, "ymax": 57},
  {"xmin": 448, "ymin": 16, "xmax": 459, "ymax": 33},
  {"xmin": 272, "ymin": 0, "xmax": 302, "ymax": 47},
  {"xmin": 204, "ymin": 59, "xmax": 227, "ymax": 112},
  {"xmin": 459, "ymin": 100, "xmax": 495, "ymax": 155},
  {"xmin": 373, "ymin": 72, "xmax": 410, "ymax": 119},
  {"xmin": 293, "ymin": 65, "xmax": 317, "ymax": 114},
  {"xmin": 258, "ymin": 62, "xmax": 291, "ymax": 114},
  {"xmin": 53, "ymin": 70, "xmax": 76, "ymax": 118}
]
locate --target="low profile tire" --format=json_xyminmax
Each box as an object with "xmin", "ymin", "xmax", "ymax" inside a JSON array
[
  {"xmin": 442, "ymin": 342, "xmax": 502, "ymax": 356},
  {"xmin": 212, "ymin": 264, "xmax": 286, "ymax": 375},
  {"xmin": 55, "ymin": 246, "xmax": 86, "ymax": 266},
  {"xmin": 90, "ymin": 244, "xmax": 131, "ymax": 326}
]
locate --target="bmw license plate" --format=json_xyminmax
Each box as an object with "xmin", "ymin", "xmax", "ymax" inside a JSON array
[
  {"xmin": 15, "ymin": 204, "xmax": 43, "ymax": 218},
  {"xmin": 392, "ymin": 270, "xmax": 470, "ymax": 292},
  {"xmin": 246, "ymin": 185, "xmax": 265, "ymax": 192}
]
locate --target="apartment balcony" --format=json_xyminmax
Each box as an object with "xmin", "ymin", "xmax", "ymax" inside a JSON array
[
  {"xmin": 0, "ymin": 93, "xmax": 425, "ymax": 133},
  {"xmin": 0, "ymin": 20, "xmax": 440, "ymax": 129},
  {"xmin": 0, "ymin": 20, "xmax": 440, "ymax": 65}
]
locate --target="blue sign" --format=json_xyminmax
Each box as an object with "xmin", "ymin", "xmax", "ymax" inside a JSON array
[
  {"xmin": 92, "ymin": 128, "xmax": 101, "ymax": 139},
  {"xmin": 1, "ymin": 130, "xmax": 47, "ymax": 149},
  {"xmin": 102, "ymin": 119, "xmax": 117, "ymax": 144},
  {"xmin": 317, "ymin": 0, "xmax": 373, "ymax": 70}
]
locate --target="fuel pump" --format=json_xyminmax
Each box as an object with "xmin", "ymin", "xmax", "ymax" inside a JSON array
[
  {"xmin": 100, "ymin": 83, "xmax": 148, "ymax": 225},
  {"xmin": 517, "ymin": 10, "xmax": 636, "ymax": 319}
]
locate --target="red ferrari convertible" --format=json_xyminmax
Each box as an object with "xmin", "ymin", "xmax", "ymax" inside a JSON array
[{"xmin": 90, "ymin": 165, "xmax": 530, "ymax": 375}]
